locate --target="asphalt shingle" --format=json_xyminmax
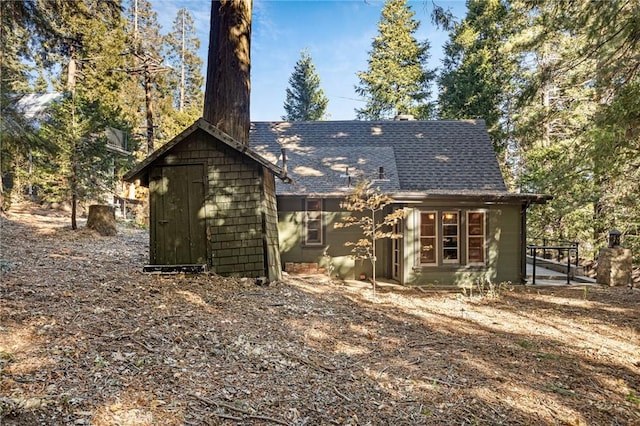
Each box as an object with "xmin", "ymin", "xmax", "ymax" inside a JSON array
[{"xmin": 250, "ymin": 120, "xmax": 508, "ymax": 196}]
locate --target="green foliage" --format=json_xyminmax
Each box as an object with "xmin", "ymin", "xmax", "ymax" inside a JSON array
[
  {"xmin": 508, "ymin": 0, "xmax": 640, "ymax": 262},
  {"xmin": 163, "ymin": 8, "xmax": 204, "ymax": 113},
  {"xmin": 282, "ymin": 50, "xmax": 329, "ymax": 121},
  {"xmin": 335, "ymin": 181, "xmax": 403, "ymax": 295},
  {"xmin": 355, "ymin": 0, "xmax": 436, "ymax": 120},
  {"xmin": 437, "ymin": 0, "xmax": 517, "ymax": 155},
  {"xmin": 38, "ymin": 94, "xmax": 117, "ymax": 209}
]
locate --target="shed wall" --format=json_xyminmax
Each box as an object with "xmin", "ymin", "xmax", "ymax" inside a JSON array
[{"xmin": 149, "ymin": 129, "xmax": 279, "ymax": 278}]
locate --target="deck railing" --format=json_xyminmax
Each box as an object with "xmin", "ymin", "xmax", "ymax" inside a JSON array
[{"xmin": 527, "ymin": 239, "xmax": 579, "ymax": 285}]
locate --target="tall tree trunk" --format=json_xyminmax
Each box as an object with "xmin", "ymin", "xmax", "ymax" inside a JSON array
[
  {"xmin": 203, "ymin": 0, "xmax": 252, "ymax": 145},
  {"xmin": 144, "ymin": 66, "xmax": 155, "ymax": 154},
  {"xmin": 71, "ymin": 160, "xmax": 78, "ymax": 230},
  {"xmin": 179, "ymin": 12, "xmax": 186, "ymax": 112}
]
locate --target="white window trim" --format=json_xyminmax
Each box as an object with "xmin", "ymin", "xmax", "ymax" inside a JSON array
[
  {"xmin": 304, "ymin": 198, "xmax": 323, "ymax": 246},
  {"xmin": 466, "ymin": 210, "xmax": 487, "ymax": 266},
  {"xmin": 419, "ymin": 211, "xmax": 438, "ymax": 265},
  {"xmin": 442, "ymin": 211, "xmax": 459, "ymax": 264}
]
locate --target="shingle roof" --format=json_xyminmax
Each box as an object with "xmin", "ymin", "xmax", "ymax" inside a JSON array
[
  {"xmin": 124, "ymin": 118, "xmax": 290, "ymax": 185},
  {"xmin": 250, "ymin": 120, "xmax": 509, "ymax": 196}
]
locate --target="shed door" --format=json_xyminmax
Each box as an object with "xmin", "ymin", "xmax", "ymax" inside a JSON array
[{"xmin": 150, "ymin": 164, "xmax": 206, "ymax": 265}]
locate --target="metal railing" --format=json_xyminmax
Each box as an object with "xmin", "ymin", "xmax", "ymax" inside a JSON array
[{"xmin": 527, "ymin": 239, "xmax": 579, "ymax": 285}]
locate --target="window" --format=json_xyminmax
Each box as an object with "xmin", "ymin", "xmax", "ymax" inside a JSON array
[
  {"xmin": 419, "ymin": 210, "xmax": 485, "ymax": 267},
  {"xmin": 467, "ymin": 211, "xmax": 486, "ymax": 264},
  {"xmin": 305, "ymin": 199, "xmax": 323, "ymax": 245},
  {"xmin": 419, "ymin": 212, "xmax": 436, "ymax": 264},
  {"xmin": 442, "ymin": 211, "xmax": 459, "ymax": 263}
]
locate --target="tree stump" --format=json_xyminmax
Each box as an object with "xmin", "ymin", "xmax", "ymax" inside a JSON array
[{"xmin": 86, "ymin": 205, "xmax": 117, "ymax": 236}]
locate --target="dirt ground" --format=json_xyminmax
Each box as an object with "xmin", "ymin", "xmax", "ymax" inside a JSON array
[{"xmin": 1, "ymin": 203, "xmax": 639, "ymax": 425}]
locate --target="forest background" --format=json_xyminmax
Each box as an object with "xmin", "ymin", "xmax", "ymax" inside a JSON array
[{"xmin": 1, "ymin": 0, "xmax": 639, "ymax": 265}]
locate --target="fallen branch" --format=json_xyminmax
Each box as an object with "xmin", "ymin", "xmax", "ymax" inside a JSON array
[
  {"xmin": 422, "ymin": 375, "xmax": 462, "ymax": 387},
  {"xmin": 131, "ymin": 338, "xmax": 157, "ymax": 353},
  {"xmin": 213, "ymin": 413, "xmax": 242, "ymax": 422},
  {"xmin": 189, "ymin": 393, "xmax": 252, "ymax": 415},
  {"xmin": 189, "ymin": 393, "xmax": 291, "ymax": 426},
  {"xmin": 333, "ymin": 386, "xmax": 352, "ymax": 402},
  {"xmin": 284, "ymin": 352, "xmax": 335, "ymax": 372},
  {"xmin": 247, "ymin": 414, "xmax": 291, "ymax": 425}
]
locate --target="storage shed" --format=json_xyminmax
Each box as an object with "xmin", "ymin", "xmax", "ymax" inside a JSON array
[{"xmin": 124, "ymin": 118, "xmax": 290, "ymax": 281}]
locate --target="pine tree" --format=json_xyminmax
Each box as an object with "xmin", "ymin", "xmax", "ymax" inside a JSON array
[
  {"xmin": 164, "ymin": 8, "xmax": 204, "ymax": 113},
  {"xmin": 437, "ymin": 0, "xmax": 516, "ymax": 155},
  {"xmin": 39, "ymin": 93, "xmax": 115, "ymax": 229},
  {"xmin": 511, "ymin": 0, "xmax": 640, "ymax": 261},
  {"xmin": 282, "ymin": 50, "xmax": 328, "ymax": 121},
  {"xmin": 123, "ymin": 0, "xmax": 167, "ymax": 153},
  {"xmin": 355, "ymin": 0, "xmax": 435, "ymax": 120},
  {"xmin": 0, "ymin": 0, "xmax": 127, "ymax": 209}
]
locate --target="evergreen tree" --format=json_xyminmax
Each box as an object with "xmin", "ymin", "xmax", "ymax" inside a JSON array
[
  {"xmin": 509, "ymin": 0, "xmax": 640, "ymax": 261},
  {"xmin": 39, "ymin": 93, "xmax": 117, "ymax": 229},
  {"xmin": 0, "ymin": 0, "xmax": 127, "ymax": 209},
  {"xmin": 437, "ymin": 0, "xmax": 516, "ymax": 156},
  {"xmin": 282, "ymin": 50, "xmax": 328, "ymax": 121},
  {"xmin": 355, "ymin": 0, "xmax": 435, "ymax": 120},
  {"xmin": 123, "ymin": 0, "xmax": 167, "ymax": 153},
  {"xmin": 164, "ymin": 8, "xmax": 204, "ymax": 113}
]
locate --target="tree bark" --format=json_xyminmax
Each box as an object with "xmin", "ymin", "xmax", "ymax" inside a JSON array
[
  {"xmin": 86, "ymin": 205, "xmax": 117, "ymax": 236},
  {"xmin": 203, "ymin": 0, "xmax": 252, "ymax": 145},
  {"xmin": 144, "ymin": 65, "xmax": 155, "ymax": 154}
]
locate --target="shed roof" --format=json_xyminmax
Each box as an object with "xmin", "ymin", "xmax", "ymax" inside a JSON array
[
  {"xmin": 124, "ymin": 118, "xmax": 290, "ymax": 185},
  {"xmin": 250, "ymin": 120, "xmax": 549, "ymax": 203}
]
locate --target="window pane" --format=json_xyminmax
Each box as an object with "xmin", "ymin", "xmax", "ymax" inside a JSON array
[
  {"xmin": 443, "ymin": 212, "xmax": 457, "ymax": 224},
  {"xmin": 420, "ymin": 237, "xmax": 436, "ymax": 263},
  {"xmin": 467, "ymin": 212, "xmax": 485, "ymax": 264},
  {"xmin": 468, "ymin": 212, "xmax": 484, "ymax": 236},
  {"xmin": 305, "ymin": 199, "xmax": 323, "ymax": 244},
  {"xmin": 420, "ymin": 212, "xmax": 436, "ymax": 264},
  {"xmin": 442, "ymin": 212, "xmax": 458, "ymax": 262},
  {"xmin": 307, "ymin": 229, "xmax": 320, "ymax": 242},
  {"xmin": 468, "ymin": 236, "xmax": 484, "ymax": 263},
  {"xmin": 307, "ymin": 200, "xmax": 321, "ymax": 211},
  {"xmin": 443, "ymin": 248, "xmax": 458, "ymax": 260},
  {"xmin": 420, "ymin": 213, "xmax": 436, "ymax": 235}
]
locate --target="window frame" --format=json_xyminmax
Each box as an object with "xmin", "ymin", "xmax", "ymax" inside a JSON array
[
  {"xmin": 419, "ymin": 211, "xmax": 438, "ymax": 265},
  {"xmin": 441, "ymin": 211, "xmax": 460, "ymax": 264},
  {"xmin": 466, "ymin": 210, "xmax": 487, "ymax": 265},
  {"xmin": 304, "ymin": 198, "xmax": 323, "ymax": 246}
]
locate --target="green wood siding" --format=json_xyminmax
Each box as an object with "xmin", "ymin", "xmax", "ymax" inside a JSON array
[
  {"xmin": 403, "ymin": 203, "xmax": 523, "ymax": 286},
  {"xmin": 262, "ymin": 170, "xmax": 282, "ymax": 281},
  {"xmin": 276, "ymin": 197, "xmax": 393, "ymax": 280},
  {"xmin": 277, "ymin": 196, "xmax": 524, "ymax": 285},
  {"xmin": 146, "ymin": 129, "xmax": 281, "ymax": 279}
]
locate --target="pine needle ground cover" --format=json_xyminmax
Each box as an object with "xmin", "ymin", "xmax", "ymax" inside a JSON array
[{"xmin": 1, "ymin": 204, "xmax": 639, "ymax": 425}]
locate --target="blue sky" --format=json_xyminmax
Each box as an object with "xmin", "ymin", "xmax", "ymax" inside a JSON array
[{"xmin": 153, "ymin": 0, "xmax": 467, "ymax": 121}]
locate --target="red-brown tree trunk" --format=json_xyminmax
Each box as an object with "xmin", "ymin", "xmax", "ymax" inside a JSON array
[{"xmin": 203, "ymin": 0, "xmax": 252, "ymax": 145}]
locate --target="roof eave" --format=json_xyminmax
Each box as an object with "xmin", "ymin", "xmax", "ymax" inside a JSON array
[
  {"xmin": 389, "ymin": 191, "xmax": 553, "ymax": 204},
  {"xmin": 123, "ymin": 118, "xmax": 290, "ymax": 184}
]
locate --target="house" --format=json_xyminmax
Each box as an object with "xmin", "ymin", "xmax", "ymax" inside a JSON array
[
  {"xmin": 250, "ymin": 119, "xmax": 550, "ymax": 286},
  {"xmin": 123, "ymin": 118, "xmax": 289, "ymax": 281}
]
